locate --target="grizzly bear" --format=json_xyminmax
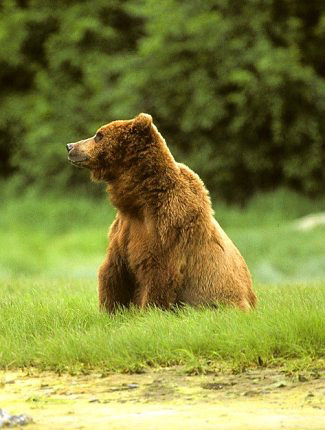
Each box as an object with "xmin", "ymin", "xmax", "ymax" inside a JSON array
[{"xmin": 67, "ymin": 113, "xmax": 256, "ymax": 312}]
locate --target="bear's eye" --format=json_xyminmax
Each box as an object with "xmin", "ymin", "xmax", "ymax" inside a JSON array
[{"xmin": 95, "ymin": 131, "xmax": 103, "ymax": 143}]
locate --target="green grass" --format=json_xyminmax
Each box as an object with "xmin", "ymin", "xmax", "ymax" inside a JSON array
[
  {"xmin": 1, "ymin": 188, "xmax": 325, "ymax": 282},
  {"xmin": 0, "ymin": 188, "xmax": 324, "ymax": 372},
  {"xmin": 0, "ymin": 190, "xmax": 325, "ymax": 371},
  {"xmin": 1, "ymin": 279, "xmax": 325, "ymax": 372},
  {"xmin": 0, "ymin": 191, "xmax": 114, "ymax": 279}
]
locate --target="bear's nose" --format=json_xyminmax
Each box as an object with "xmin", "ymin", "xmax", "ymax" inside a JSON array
[{"xmin": 66, "ymin": 143, "xmax": 74, "ymax": 152}]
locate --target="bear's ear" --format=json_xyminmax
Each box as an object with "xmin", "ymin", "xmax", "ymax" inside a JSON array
[{"xmin": 132, "ymin": 113, "xmax": 153, "ymax": 134}]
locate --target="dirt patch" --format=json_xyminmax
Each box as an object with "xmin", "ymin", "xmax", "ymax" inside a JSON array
[{"xmin": 1, "ymin": 367, "xmax": 325, "ymax": 429}]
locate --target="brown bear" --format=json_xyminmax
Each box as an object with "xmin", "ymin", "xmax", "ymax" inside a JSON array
[{"xmin": 67, "ymin": 113, "xmax": 256, "ymax": 312}]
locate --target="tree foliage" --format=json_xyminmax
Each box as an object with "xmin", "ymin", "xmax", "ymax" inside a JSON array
[{"xmin": 0, "ymin": 0, "xmax": 324, "ymax": 201}]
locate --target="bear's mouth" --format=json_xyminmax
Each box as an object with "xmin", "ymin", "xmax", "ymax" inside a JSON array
[{"xmin": 68, "ymin": 156, "xmax": 90, "ymax": 168}]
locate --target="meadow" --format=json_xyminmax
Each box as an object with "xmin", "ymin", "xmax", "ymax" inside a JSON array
[
  {"xmin": 1, "ymin": 280, "xmax": 325, "ymax": 372},
  {"xmin": 1, "ymin": 188, "xmax": 325, "ymax": 372},
  {"xmin": 1, "ymin": 187, "xmax": 325, "ymax": 282}
]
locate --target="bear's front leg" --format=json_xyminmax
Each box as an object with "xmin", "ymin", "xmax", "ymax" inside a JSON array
[
  {"xmin": 135, "ymin": 263, "xmax": 182, "ymax": 309},
  {"xmin": 98, "ymin": 245, "xmax": 135, "ymax": 313}
]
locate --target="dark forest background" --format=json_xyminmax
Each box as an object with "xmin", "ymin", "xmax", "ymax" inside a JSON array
[{"xmin": 0, "ymin": 0, "xmax": 324, "ymax": 203}]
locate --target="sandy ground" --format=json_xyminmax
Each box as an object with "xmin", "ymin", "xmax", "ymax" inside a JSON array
[{"xmin": 1, "ymin": 367, "xmax": 325, "ymax": 429}]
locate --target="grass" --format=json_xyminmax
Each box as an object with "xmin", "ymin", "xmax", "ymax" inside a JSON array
[
  {"xmin": 0, "ymin": 188, "xmax": 325, "ymax": 282},
  {"xmin": 1, "ymin": 279, "xmax": 325, "ymax": 373},
  {"xmin": 0, "ymin": 191, "xmax": 114, "ymax": 279},
  {"xmin": 0, "ymin": 187, "xmax": 324, "ymax": 373}
]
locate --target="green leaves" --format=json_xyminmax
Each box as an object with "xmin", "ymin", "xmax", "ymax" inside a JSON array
[{"xmin": 0, "ymin": 0, "xmax": 324, "ymax": 201}]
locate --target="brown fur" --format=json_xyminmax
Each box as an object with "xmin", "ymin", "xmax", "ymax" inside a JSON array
[{"xmin": 67, "ymin": 113, "xmax": 257, "ymax": 312}]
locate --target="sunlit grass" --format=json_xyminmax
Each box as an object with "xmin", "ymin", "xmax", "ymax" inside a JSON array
[{"xmin": 1, "ymin": 279, "xmax": 325, "ymax": 372}]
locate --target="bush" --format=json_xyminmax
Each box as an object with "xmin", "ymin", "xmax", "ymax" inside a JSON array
[{"xmin": 0, "ymin": 0, "xmax": 324, "ymax": 202}]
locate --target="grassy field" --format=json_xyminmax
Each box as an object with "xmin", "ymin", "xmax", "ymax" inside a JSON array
[
  {"xmin": 1, "ymin": 188, "xmax": 325, "ymax": 373},
  {"xmin": 1, "ymin": 188, "xmax": 325, "ymax": 282},
  {"xmin": 1, "ymin": 279, "xmax": 325, "ymax": 372}
]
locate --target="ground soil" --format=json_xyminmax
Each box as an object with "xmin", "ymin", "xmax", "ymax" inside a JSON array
[{"xmin": 1, "ymin": 367, "xmax": 325, "ymax": 429}]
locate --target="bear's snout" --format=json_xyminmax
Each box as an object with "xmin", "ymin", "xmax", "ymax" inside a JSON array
[{"xmin": 67, "ymin": 139, "xmax": 91, "ymax": 166}]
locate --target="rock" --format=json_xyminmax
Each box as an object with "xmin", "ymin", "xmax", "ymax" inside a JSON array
[
  {"xmin": 0, "ymin": 408, "xmax": 33, "ymax": 428},
  {"xmin": 272, "ymin": 381, "xmax": 288, "ymax": 388},
  {"xmin": 127, "ymin": 384, "xmax": 139, "ymax": 389},
  {"xmin": 294, "ymin": 213, "xmax": 325, "ymax": 231}
]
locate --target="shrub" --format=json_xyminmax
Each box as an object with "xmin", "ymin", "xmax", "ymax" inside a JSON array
[{"xmin": 0, "ymin": 0, "xmax": 324, "ymax": 202}]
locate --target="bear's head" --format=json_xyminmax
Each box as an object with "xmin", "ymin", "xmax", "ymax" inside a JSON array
[{"xmin": 66, "ymin": 113, "xmax": 155, "ymax": 183}]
